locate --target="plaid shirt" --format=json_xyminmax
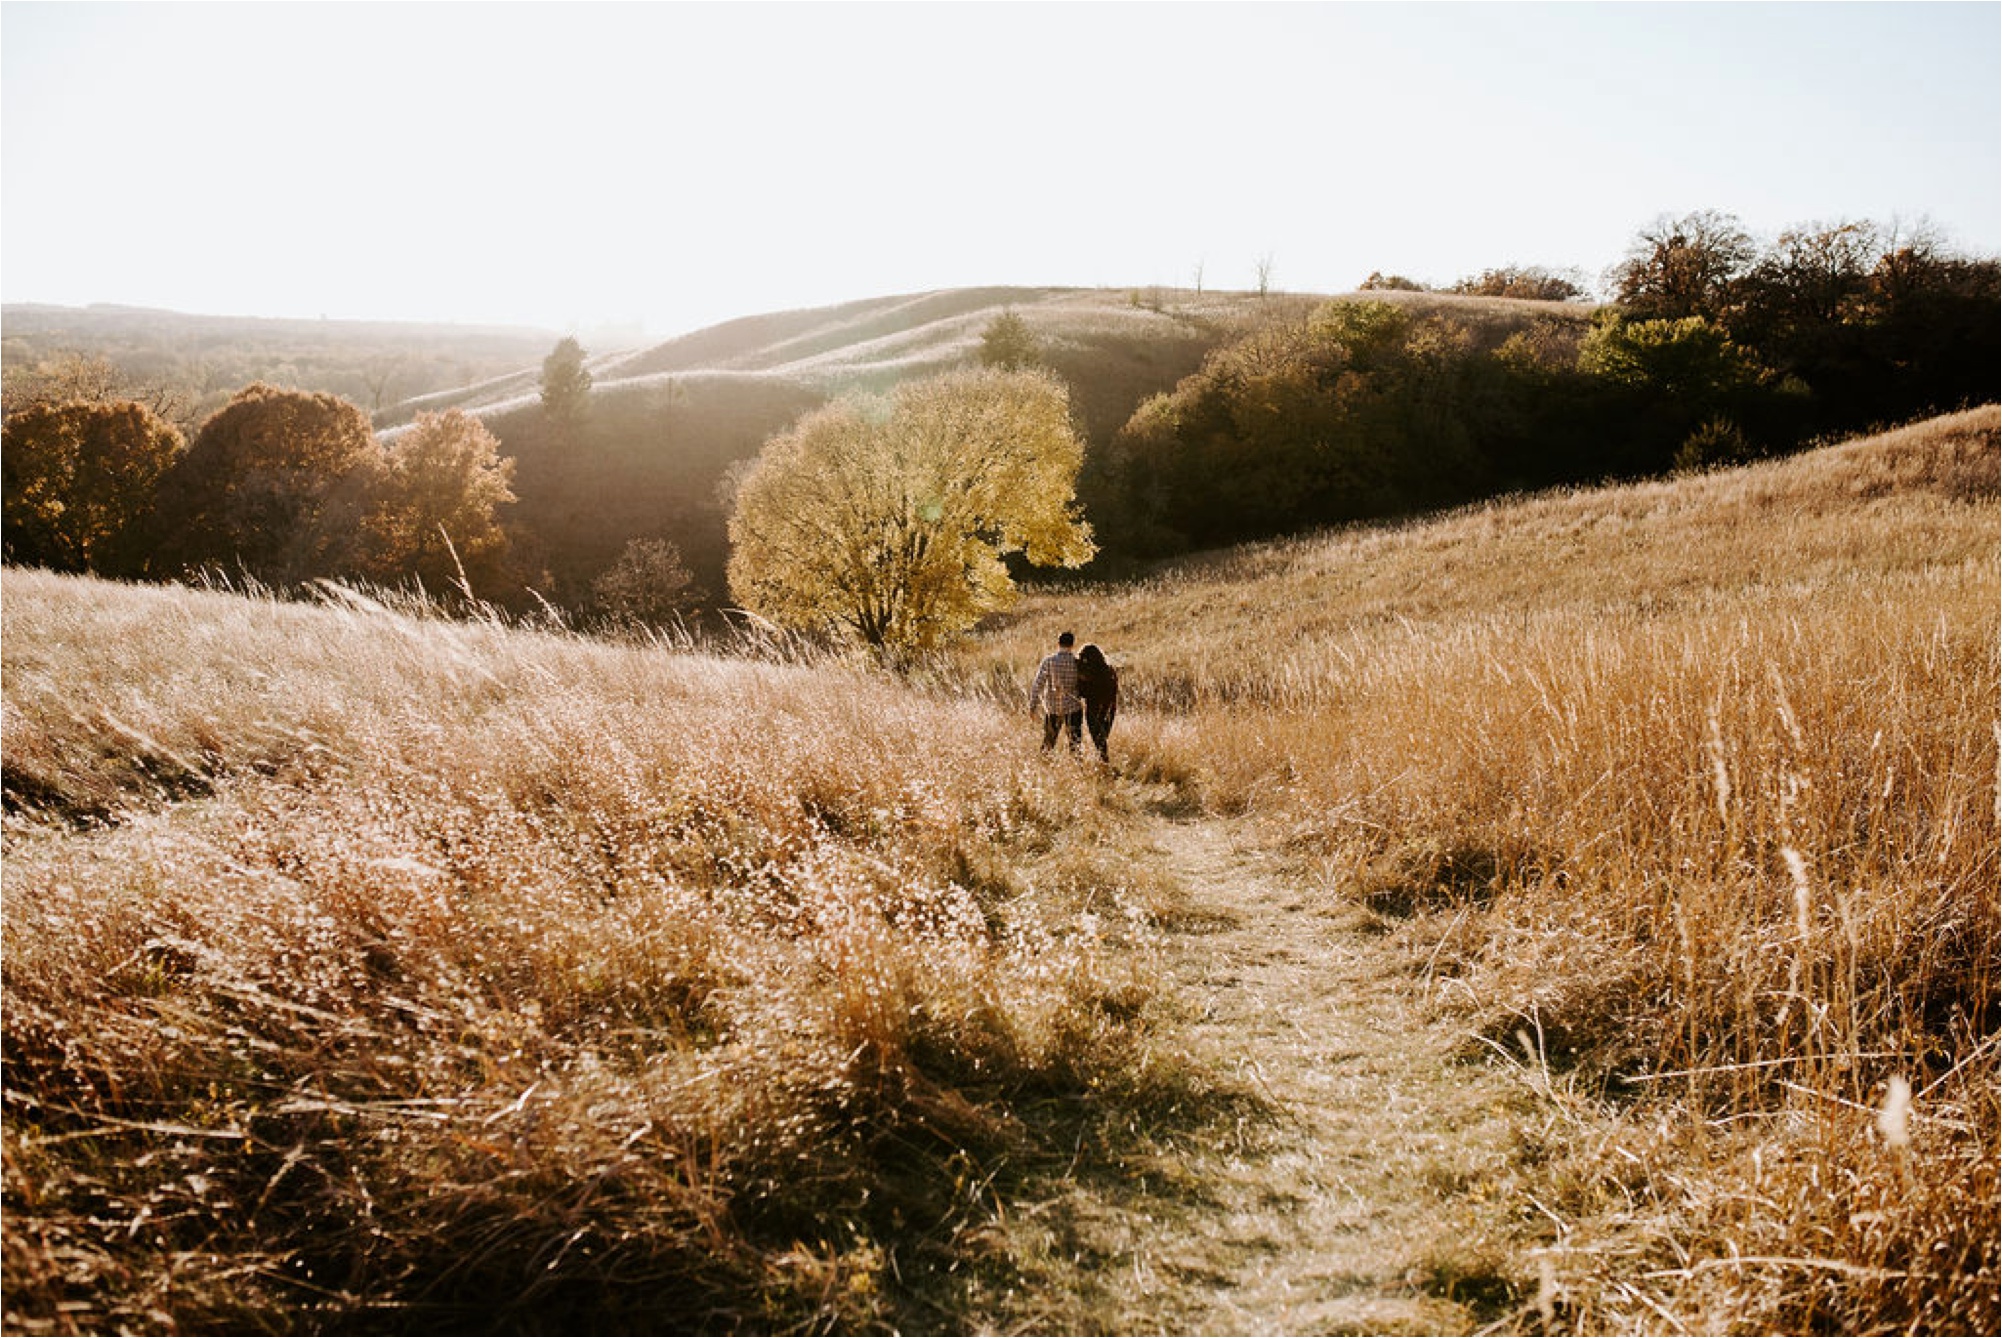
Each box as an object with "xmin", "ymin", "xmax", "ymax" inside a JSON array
[{"xmin": 1030, "ymin": 650, "xmax": 1080, "ymax": 715}]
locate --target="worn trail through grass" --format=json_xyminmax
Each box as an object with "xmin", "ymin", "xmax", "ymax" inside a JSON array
[{"xmin": 989, "ymin": 805, "xmax": 1556, "ymax": 1335}]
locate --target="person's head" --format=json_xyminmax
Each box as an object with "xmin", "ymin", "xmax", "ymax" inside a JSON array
[
  {"xmin": 1079, "ymin": 643, "xmax": 1105, "ymax": 668},
  {"xmin": 1057, "ymin": 631, "xmax": 1075, "ymax": 649}
]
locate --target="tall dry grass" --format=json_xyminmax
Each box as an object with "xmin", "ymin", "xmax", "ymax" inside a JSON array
[
  {"xmin": 2, "ymin": 575, "xmax": 1179, "ymax": 1333},
  {"xmin": 7, "ymin": 408, "xmax": 1993, "ymax": 1334},
  {"xmin": 962, "ymin": 407, "xmax": 2000, "ymax": 1332}
]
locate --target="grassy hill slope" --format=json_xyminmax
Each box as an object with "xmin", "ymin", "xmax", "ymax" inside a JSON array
[
  {"xmin": 952, "ymin": 406, "xmax": 1999, "ymax": 1332},
  {"xmin": 3, "ymin": 573, "xmax": 1180, "ymax": 1334},
  {"xmin": 4, "ymin": 408, "xmax": 1993, "ymax": 1334}
]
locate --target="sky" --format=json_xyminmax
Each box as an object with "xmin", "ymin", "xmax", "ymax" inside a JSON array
[{"xmin": 4, "ymin": 1, "xmax": 1997, "ymax": 342}]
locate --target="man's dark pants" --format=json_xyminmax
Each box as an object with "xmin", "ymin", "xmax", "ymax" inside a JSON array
[{"xmin": 1042, "ymin": 710, "xmax": 1083, "ymax": 751}]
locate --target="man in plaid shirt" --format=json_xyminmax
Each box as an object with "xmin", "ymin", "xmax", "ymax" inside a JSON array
[{"xmin": 1030, "ymin": 631, "xmax": 1083, "ymax": 752}]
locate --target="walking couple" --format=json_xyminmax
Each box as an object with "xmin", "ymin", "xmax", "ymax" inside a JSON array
[{"xmin": 1029, "ymin": 631, "xmax": 1120, "ymax": 762}]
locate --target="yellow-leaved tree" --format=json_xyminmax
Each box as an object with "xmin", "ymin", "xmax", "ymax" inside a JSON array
[{"xmin": 727, "ymin": 367, "xmax": 1095, "ymax": 653}]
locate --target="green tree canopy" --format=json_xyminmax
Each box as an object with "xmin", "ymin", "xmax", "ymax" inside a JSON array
[
  {"xmin": 727, "ymin": 367, "xmax": 1095, "ymax": 653},
  {"xmin": 1578, "ymin": 313, "xmax": 1761, "ymax": 402},
  {"xmin": 1, "ymin": 399, "xmax": 185, "ymax": 575},
  {"xmin": 1101, "ymin": 300, "xmax": 1495, "ymax": 550}
]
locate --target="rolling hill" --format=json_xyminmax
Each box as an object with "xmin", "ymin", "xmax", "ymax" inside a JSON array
[
  {"xmin": 5, "ymin": 286, "xmax": 1604, "ymax": 614},
  {"xmin": 444, "ymin": 284, "xmax": 1600, "ymax": 610}
]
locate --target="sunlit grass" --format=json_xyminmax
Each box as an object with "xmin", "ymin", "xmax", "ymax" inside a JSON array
[
  {"xmin": 6, "ymin": 406, "xmax": 1993, "ymax": 1334},
  {"xmin": 1, "ymin": 574, "xmax": 1180, "ymax": 1333},
  {"xmin": 957, "ymin": 406, "xmax": 2001, "ymax": 1332}
]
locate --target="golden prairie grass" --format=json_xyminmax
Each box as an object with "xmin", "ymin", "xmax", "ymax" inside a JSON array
[
  {"xmin": 5, "ymin": 407, "xmax": 1994, "ymax": 1335},
  {"xmin": 1, "ymin": 575, "xmax": 1185, "ymax": 1334},
  {"xmin": 960, "ymin": 406, "xmax": 2000, "ymax": 1332}
]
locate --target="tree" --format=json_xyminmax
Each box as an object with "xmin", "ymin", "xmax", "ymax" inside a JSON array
[
  {"xmin": 540, "ymin": 337, "xmax": 592, "ymax": 424},
  {"xmin": 1743, "ymin": 220, "xmax": 1880, "ymax": 327},
  {"xmin": 1102, "ymin": 300, "xmax": 1497, "ymax": 551},
  {"xmin": 357, "ymin": 409, "xmax": 517, "ymax": 594},
  {"xmin": 1, "ymin": 399, "xmax": 184, "ymax": 575},
  {"xmin": 1579, "ymin": 313, "xmax": 1761, "ymax": 401},
  {"xmin": 360, "ymin": 354, "xmax": 412, "ymax": 415},
  {"xmin": 1450, "ymin": 265, "xmax": 1588, "ymax": 302},
  {"xmin": 727, "ymin": 367, "xmax": 1095, "ymax": 654},
  {"xmin": 1578, "ymin": 313, "xmax": 1770, "ymax": 474},
  {"xmin": 1609, "ymin": 210, "xmax": 1756, "ymax": 321},
  {"xmin": 977, "ymin": 310, "xmax": 1042, "ymax": 371},
  {"xmin": 592, "ymin": 536, "xmax": 696, "ymax": 628},
  {"xmin": 3, "ymin": 352, "xmax": 194, "ymax": 435},
  {"xmin": 155, "ymin": 383, "xmax": 381, "ymax": 582}
]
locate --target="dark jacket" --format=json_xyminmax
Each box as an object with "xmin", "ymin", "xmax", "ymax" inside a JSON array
[{"xmin": 1076, "ymin": 659, "xmax": 1119, "ymax": 718}]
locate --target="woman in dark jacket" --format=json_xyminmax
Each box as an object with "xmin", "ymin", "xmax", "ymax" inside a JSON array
[{"xmin": 1075, "ymin": 644, "xmax": 1119, "ymax": 763}]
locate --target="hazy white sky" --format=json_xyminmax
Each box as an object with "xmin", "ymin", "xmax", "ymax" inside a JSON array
[{"xmin": 4, "ymin": 1, "xmax": 1997, "ymax": 340}]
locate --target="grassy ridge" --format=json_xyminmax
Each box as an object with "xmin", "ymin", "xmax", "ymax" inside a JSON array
[
  {"xmin": 1, "ymin": 580, "xmax": 1200, "ymax": 1333},
  {"xmin": 959, "ymin": 407, "xmax": 2000, "ymax": 1331}
]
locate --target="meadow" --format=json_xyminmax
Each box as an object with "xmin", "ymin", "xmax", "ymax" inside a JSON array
[
  {"xmin": 2, "ymin": 578, "xmax": 1198, "ymax": 1333},
  {"xmin": 3, "ymin": 407, "xmax": 1996, "ymax": 1334},
  {"xmin": 954, "ymin": 406, "xmax": 2000, "ymax": 1332}
]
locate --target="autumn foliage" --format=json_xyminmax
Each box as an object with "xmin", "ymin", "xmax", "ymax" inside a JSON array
[
  {"xmin": 355, "ymin": 409, "xmax": 517, "ymax": 593},
  {"xmin": 727, "ymin": 367, "xmax": 1095, "ymax": 652},
  {"xmin": 1, "ymin": 399, "xmax": 184, "ymax": 575},
  {"xmin": 153, "ymin": 382, "xmax": 382, "ymax": 582}
]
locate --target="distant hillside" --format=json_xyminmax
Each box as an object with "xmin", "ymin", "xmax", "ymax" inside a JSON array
[
  {"xmin": 1, "ymin": 303, "xmax": 568, "ymax": 425},
  {"xmin": 5, "ymin": 286, "xmax": 1601, "ymax": 616},
  {"xmin": 460, "ymin": 286, "xmax": 1293, "ymax": 610},
  {"xmin": 414, "ymin": 286, "xmax": 1284, "ymax": 418}
]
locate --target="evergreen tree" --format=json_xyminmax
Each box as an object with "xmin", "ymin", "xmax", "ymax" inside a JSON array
[{"xmin": 540, "ymin": 337, "xmax": 592, "ymax": 425}]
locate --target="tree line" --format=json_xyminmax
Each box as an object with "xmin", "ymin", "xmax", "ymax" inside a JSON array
[
  {"xmin": 6, "ymin": 210, "xmax": 1994, "ymax": 647},
  {"xmin": 1, "ymin": 306, "xmax": 556, "ymax": 428},
  {"xmin": 3, "ymin": 384, "xmax": 521, "ymax": 599},
  {"xmin": 1085, "ymin": 212, "xmax": 1997, "ymax": 556}
]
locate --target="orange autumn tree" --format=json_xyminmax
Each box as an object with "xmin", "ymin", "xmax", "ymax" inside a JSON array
[
  {"xmin": 357, "ymin": 409, "xmax": 517, "ymax": 594},
  {"xmin": 154, "ymin": 383, "xmax": 380, "ymax": 583},
  {"xmin": 1, "ymin": 399, "xmax": 184, "ymax": 576}
]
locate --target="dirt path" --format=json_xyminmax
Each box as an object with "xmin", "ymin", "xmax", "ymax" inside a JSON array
[{"xmin": 984, "ymin": 813, "xmax": 1556, "ymax": 1335}]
